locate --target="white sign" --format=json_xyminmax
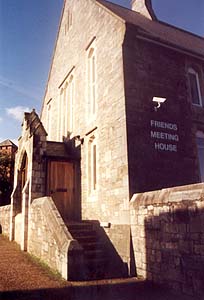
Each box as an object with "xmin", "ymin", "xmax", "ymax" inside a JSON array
[{"xmin": 150, "ymin": 120, "xmax": 179, "ymax": 152}]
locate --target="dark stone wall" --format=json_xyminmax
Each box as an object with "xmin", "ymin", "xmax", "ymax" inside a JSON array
[
  {"xmin": 130, "ymin": 184, "xmax": 204, "ymax": 297},
  {"xmin": 123, "ymin": 24, "xmax": 204, "ymax": 196}
]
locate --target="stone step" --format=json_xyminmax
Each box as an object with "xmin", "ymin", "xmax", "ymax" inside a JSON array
[
  {"xmin": 68, "ymin": 228, "xmax": 97, "ymax": 238},
  {"xmin": 81, "ymin": 241, "xmax": 103, "ymax": 251},
  {"xmin": 84, "ymin": 249, "xmax": 104, "ymax": 259},
  {"xmin": 84, "ymin": 257, "xmax": 107, "ymax": 280},
  {"xmin": 65, "ymin": 222, "xmax": 108, "ymax": 280},
  {"xmin": 72, "ymin": 234, "xmax": 98, "ymax": 244},
  {"xmin": 84, "ymin": 256, "xmax": 107, "ymax": 265},
  {"xmin": 66, "ymin": 222, "xmax": 93, "ymax": 231}
]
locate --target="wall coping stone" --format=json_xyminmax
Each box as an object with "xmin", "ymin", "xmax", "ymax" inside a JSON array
[
  {"xmin": 131, "ymin": 183, "xmax": 204, "ymax": 207},
  {"xmin": 31, "ymin": 197, "xmax": 82, "ymax": 251},
  {"xmin": 30, "ymin": 197, "xmax": 83, "ymax": 279}
]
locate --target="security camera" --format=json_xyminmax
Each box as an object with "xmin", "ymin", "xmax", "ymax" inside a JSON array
[
  {"xmin": 74, "ymin": 135, "xmax": 81, "ymax": 141},
  {"xmin": 152, "ymin": 97, "xmax": 166, "ymax": 110}
]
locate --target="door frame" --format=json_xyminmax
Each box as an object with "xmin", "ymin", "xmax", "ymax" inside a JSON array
[{"xmin": 46, "ymin": 158, "xmax": 80, "ymax": 221}]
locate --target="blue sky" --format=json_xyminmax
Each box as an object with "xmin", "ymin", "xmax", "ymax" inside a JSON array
[{"xmin": 0, "ymin": 0, "xmax": 203, "ymax": 144}]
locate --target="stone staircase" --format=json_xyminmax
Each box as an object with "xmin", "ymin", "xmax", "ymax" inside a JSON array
[{"xmin": 66, "ymin": 222, "xmax": 108, "ymax": 280}]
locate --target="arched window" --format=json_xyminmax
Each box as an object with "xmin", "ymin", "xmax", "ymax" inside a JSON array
[
  {"xmin": 21, "ymin": 153, "xmax": 28, "ymax": 189},
  {"xmin": 19, "ymin": 152, "xmax": 28, "ymax": 212},
  {"xmin": 58, "ymin": 72, "xmax": 74, "ymax": 141},
  {"xmin": 59, "ymin": 87, "xmax": 65, "ymax": 140},
  {"xmin": 46, "ymin": 99, "xmax": 52, "ymax": 140},
  {"xmin": 88, "ymin": 47, "xmax": 96, "ymax": 117},
  {"xmin": 57, "ymin": 88, "xmax": 63, "ymax": 141},
  {"xmin": 188, "ymin": 68, "xmax": 202, "ymax": 106},
  {"xmin": 65, "ymin": 9, "xmax": 73, "ymax": 35},
  {"xmin": 67, "ymin": 75, "xmax": 74, "ymax": 133},
  {"xmin": 88, "ymin": 135, "xmax": 97, "ymax": 194}
]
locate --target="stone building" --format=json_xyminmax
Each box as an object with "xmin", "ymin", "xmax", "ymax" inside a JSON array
[
  {"xmin": 0, "ymin": 139, "xmax": 17, "ymax": 158},
  {"xmin": 7, "ymin": 0, "xmax": 204, "ymax": 282}
]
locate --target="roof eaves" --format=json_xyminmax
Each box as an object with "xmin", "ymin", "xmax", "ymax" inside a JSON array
[
  {"xmin": 136, "ymin": 29, "xmax": 204, "ymax": 61},
  {"xmin": 95, "ymin": 0, "xmax": 125, "ymax": 23},
  {"xmin": 157, "ymin": 19, "xmax": 204, "ymax": 42},
  {"xmin": 40, "ymin": 0, "xmax": 66, "ymax": 119},
  {"xmin": 0, "ymin": 139, "xmax": 17, "ymax": 147}
]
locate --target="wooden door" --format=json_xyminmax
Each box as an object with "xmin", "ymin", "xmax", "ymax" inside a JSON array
[{"xmin": 47, "ymin": 161, "xmax": 75, "ymax": 221}]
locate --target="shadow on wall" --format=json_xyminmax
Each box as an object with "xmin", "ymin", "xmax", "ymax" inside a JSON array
[
  {"xmin": 130, "ymin": 230, "xmax": 137, "ymax": 277},
  {"xmin": 93, "ymin": 223, "xmax": 129, "ymax": 279},
  {"xmin": 144, "ymin": 205, "xmax": 204, "ymax": 297},
  {"xmin": 0, "ymin": 280, "xmax": 176, "ymax": 300},
  {"xmin": 64, "ymin": 137, "xmax": 82, "ymax": 222},
  {"xmin": 62, "ymin": 138, "xmax": 129, "ymax": 279},
  {"xmin": 67, "ymin": 220, "xmax": 129, "ymax": 280}
]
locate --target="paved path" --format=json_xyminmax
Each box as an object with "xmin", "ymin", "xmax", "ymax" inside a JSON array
[{"xmin": 0, "ymin": 235, "xmax": 197, "ymax": 300}]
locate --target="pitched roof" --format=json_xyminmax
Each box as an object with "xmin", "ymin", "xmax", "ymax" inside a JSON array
[
  {"xmin": 24, "ymin": 109, "xmax": 47, "ymax": 137},
  {"xmin": 0, "ymin": 139, "xmax": 17, "ymax": 148},
  {"xmin": 96, "ymin": 0, "xmax": 204, "ymax": 59}
]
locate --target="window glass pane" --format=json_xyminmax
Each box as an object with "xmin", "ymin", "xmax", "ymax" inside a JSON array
[
  {"xmin": 88, "ymin": 137, "xmax": 97, "ymax": 194},
  {"xmin": 63, "ymin": 87, "xmax": 67, "ymax": 136},
  {"xmin": 92, "ymin": 84, "xmax": 96, "ymax": 114},
  {"xmin": 88, "ymin": 48, "xmax": 96, "ymax": 117},
  {"xmin": 92, "ymin": 56, "xmax": 95, "ymax": 83},
  {"xmin": 88, "ymin": 57, "xmax": 91, "ymax": 102},
  {"xmin": 69, "ymin": 80, "xmax": 73, "ymax": 132},
  {"xmin": 189, "ymin": 73, "xmax": 200, "ymax": 105},
  {"xmin": 93, "ymin": 144, "xmax": 97, "ymax": 190},
  {"xmin": 47, "ymin": 104, "xmax": 52, "ymax": 139},
  {"xmin": 88, "ymin": 142, "xmax": 91, "ymax": 193},
  {"xmin": 197, "ymin": 137, "xmax": 204, "ymax": 182}
]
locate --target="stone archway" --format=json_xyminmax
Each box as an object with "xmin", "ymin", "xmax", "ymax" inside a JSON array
[
  {"xmin": 21, "ymin": 153, "xmax": 28, "ymax": 188},
  {"xmin": 10, "ymin": 110, "xmax": 47, "ymax": 249},
  {"xmin": 14, "ymin": 151, "xmax": 28, "ymax": 214},
  {"xmin": 12, "ymin": 151, "xmax": 29, "ymax": 250}
]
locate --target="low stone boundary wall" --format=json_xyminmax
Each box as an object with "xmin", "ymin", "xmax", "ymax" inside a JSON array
[
  {"xmin": 29, "ymin": 197, "xmax": 83, "ymax": 280},
  {"xmin": 0, "ymin": 205, "xmax": 11, "ymax": 236},
  {"xmin": 130, "ymin": 183, "xmax": 204, "ymax": 297}
]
